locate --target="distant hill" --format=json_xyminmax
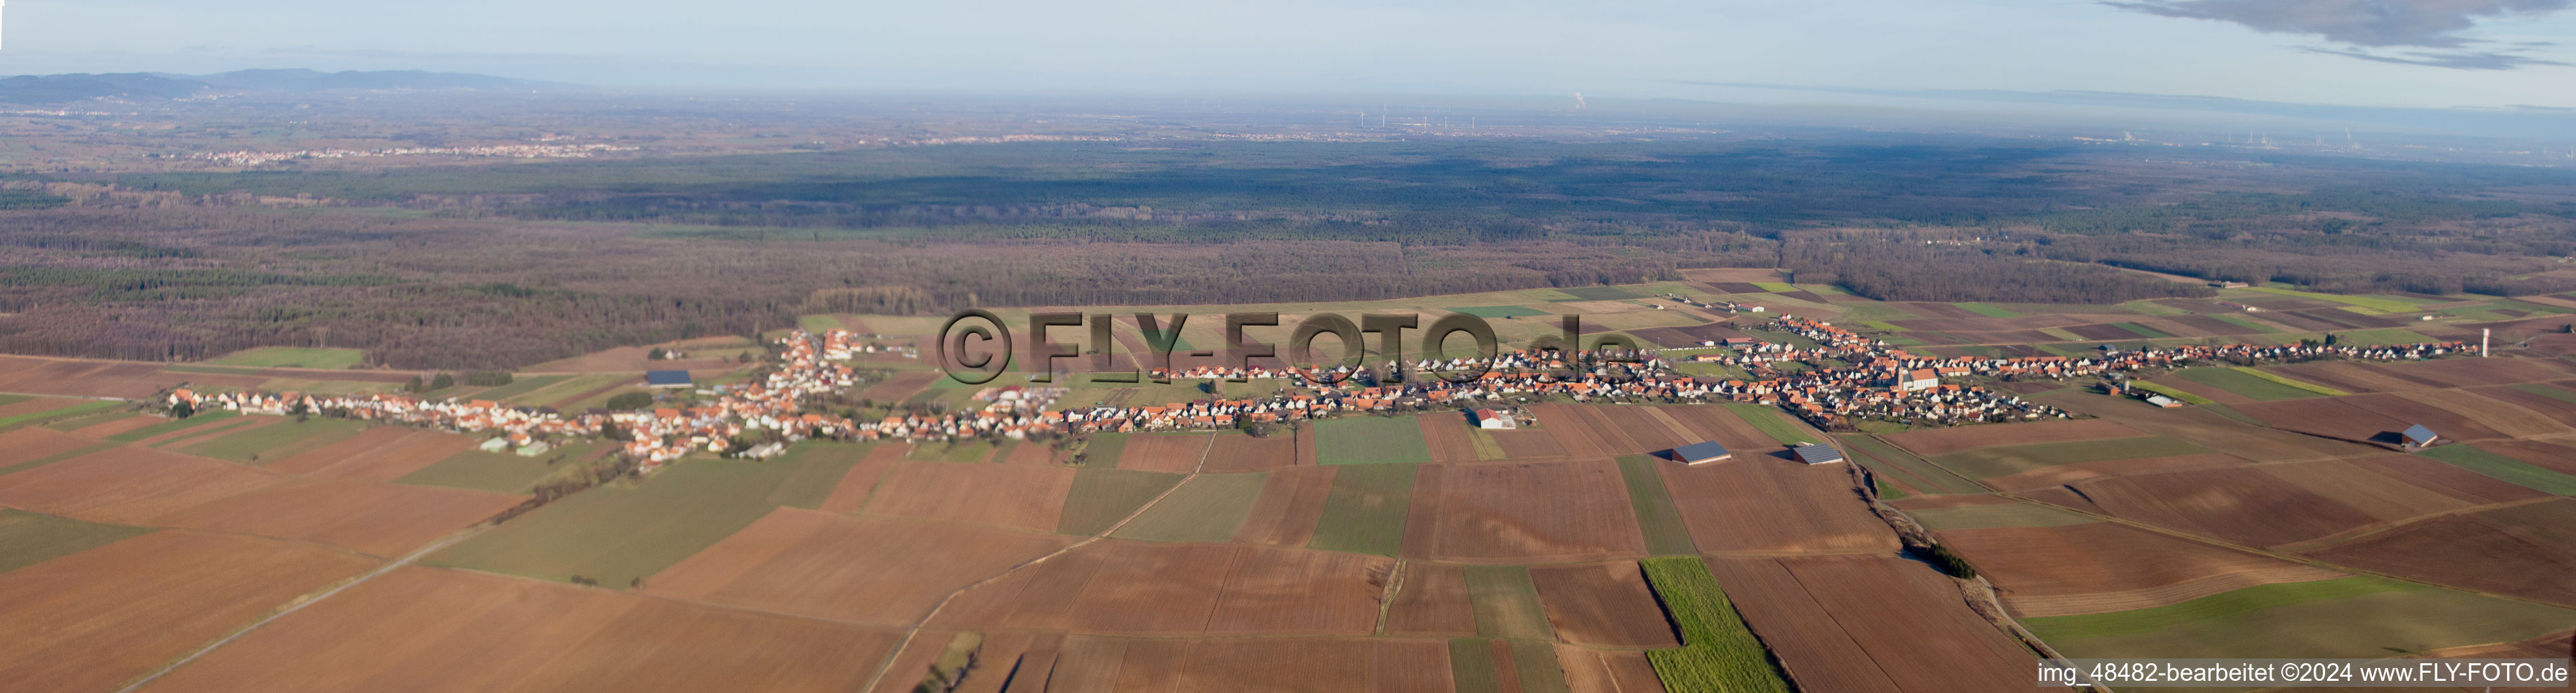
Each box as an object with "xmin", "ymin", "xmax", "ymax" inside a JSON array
[{"xmin": 0, "ymin": 69, "xmax": 567, "ymax": 104}]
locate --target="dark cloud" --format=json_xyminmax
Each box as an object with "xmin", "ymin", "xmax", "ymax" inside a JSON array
[{"xmin": 2107, "ymin": 0, "xmax": 2572, "ymax": 68}]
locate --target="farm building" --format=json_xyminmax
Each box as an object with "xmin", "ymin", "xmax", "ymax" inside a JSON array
[
  {"xmin": 1792, "ymin": 443, "xmax": 1845, "ymax": 465},
  {"xmin": 2402, "ymin": 424, "xmax": 2440, "ymax": 448},
  {"xmin": 1473, "ymin": 408, "xmax": 1518, "ymax": 429},
  {"xmin": 644, "ymin": 370, "xmax": 694, "ymax": 388},
  {"xmin": 1668, "ymin": 441, "xmax": 1733, "ymax": 466},
  {"xmin": 2144, "ymin": 395, "xmax": 2182, "ymax": 408}
]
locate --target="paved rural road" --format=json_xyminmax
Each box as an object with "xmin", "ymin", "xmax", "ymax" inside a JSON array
[
  {"xmin": 110, "ymin": 524, "xmax": 497, "ymax": 693},
  {"xmin": 853, "ymin": 434, "xmax": 1221, "ymax": 693}
]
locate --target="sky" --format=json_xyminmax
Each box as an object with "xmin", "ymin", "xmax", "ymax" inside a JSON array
[{"xmin": 6, "ymin": 0, "xmax": 2575, "ymax": 109}]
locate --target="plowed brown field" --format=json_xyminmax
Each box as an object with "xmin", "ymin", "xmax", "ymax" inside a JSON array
[
  {"xmin": 1203, "ymin": 430, "xmax": 1301, "ymax": 472},
  {"xmin": 1529, "ymin": 562, "xmax": 1679, "ymax": 648},
  {"xmin": 1419, "ymin": 413, "xmax": 1480, "ymax": 463},
  {"xmin": 2045, "ymin": 466, "xmax": 2377, "ymax": 547},
  {"xmin": 0, "ymin": 357, "xmax": 186, "ymax": 399},
  {"xmin": 1402, "ymin": 460, "xmax": 1647, "ymax": 562},
  {"xmin": 1048, "ymin": 541, "xmax": 1388, "ymax": 635},
  {"xmin": 0, "ymin": 445, "xmax": 282, "ymax": 524},
  {"xmin": 0, "ymin": 531, "xmax": 378, "ymax": 693},
  {"xmin": 2305, "ymin": 508, "xmax": 2576, "ymax": 607},
  {"xmin": 815, "ymin": 443, "xmax": 908, "ymax": 513},
  {"xmin": 1040, "ymin": 636, "xmax": 1438, "ymax": 693},
  {"xmin": 2231, "ymin": 397, "xmax": 2413, "ymax": 443},
  {"xmin": 134, "ymin": 565, "xmax": 900, "ymax": 693},
  {"xmin": 1662, "ymin": 455, "xmax": 1896, "ymax": 554},
  {"xmin": 1232, "ymin": 466, "xmax": 1334, "ymax": 545},
  {"xmin": 1936, "ymin": 522, "xmax": 2347, "ymax": 617},
  {"xmin": 1117, "ymin": 432, "xmax": 1210, "ymax": 472},
  {"xmin": 1554, "ymin": 645, "xmax": 1666, "ymax": 693},
  {"xmin": 1981, "ymin": 452, "xmax": 2252, "ymax": 492},
  {"xmin": 0, "ymin": 426, "xmax": 105, "ymax": 468},
  {"xmin": 861, "ymin": 462, "xmax": 1075, "ymax": 531},
  {"xmin": 1489, "ymin": 430, "xmax": 1568, "ymax": 459},
  {"xmin": 145, "ymin": 477, "xmax": 522, "ymax": 556},
  {"xmin": 1652, "ymin": 405, "xmax": 1777, "ymax": 453},
  {"xmin": 645, "ymin": 508, "xmax": 1076, "ymax": 625},
  {"xmin": 1384, "ymin": 562, "xmax": 1477, "ymax": 638},
  {"xmin": 2479, "ymin": 439, "xmax": 2576, "ymax": 475},
  {"xmin": 277, "ymin": 429, "xmax": 477, "ymax": 480},
  {"xmin": 1714, "ymin": 554, "xmax": 2072, "ymax": 693},
  {"xmin": 1881, "ymin": 418, "xmax": 2147, "ymax": 456}
]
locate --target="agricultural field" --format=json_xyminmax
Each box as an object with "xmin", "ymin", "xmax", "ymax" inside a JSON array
[
  {"xmin": 2024, "ymin": 577, "xmax": 2576, "ymax": 659},
  {"xmin": 427, "ymin": 456, "xmax": 845, "ymax": 585},
  {"xmin": 1313, "ymin": 416, "xmax": 1435, "ymax": 465},
  {"xmin": 13, "ymin": 279, "xmax": 2576, "ymax": 693},
  {"xmin": 205, "ymin": 347, "xmax": 370, "ymax": 370}
]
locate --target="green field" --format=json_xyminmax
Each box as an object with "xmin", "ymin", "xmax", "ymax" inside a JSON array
[
  {"xmin": 1640, "ymin": 556, "xmax": 1794, "ymax": 693},
  {"xmin": 2235, "ymin": 287, "xmax": 2426, "ymax": 313},
  {"xmin": 2232, "ymin": 367, "xmax": 2349, "ymax": 395},
  {"xmin": 2508, "ymin": 383, "xmax": 2576, "ymax": 405},
  {"xmin": 427, "ymin": 457, "xmax": 824, "ymax": 586},
  {"xmin": 1306, "ymin": 463, "xmax": 1418, "ymax": 556},
  {"xmin": 910, "ymin": 439, "xmax": 1004, "ymax": 463},
  {"xmin": 1055, "ymin": 468, "xmax": 1184, "ymax": 535},
  {"xmin": 505, "ymin": 374, "xmax": 630, "ymax": 407},
  {"xmin": 1931, "ymin": 436, "xmax": 2209, "ymax": 480},
  {"xmin": 1313, "ymin": 416, "xmax": 1434, "ymax": 465},
  {"xmin": 461, "ymin": 374, "xmax": 571, "ymax": 401},
  {"xmin": 1075, "ymin": 432, "xmax": 1129, "ymax": 468},
  {"xmin": 1449, "ymin": 639, "xmax": 1504, "ymax": 693},
  {"xmin": 1445, "ymin": 305, "xmax": 1549, "ymax": 319},
  {"xmin": 398, "ymin": 444, "xmax": 588, "ymax": 493},
  {"xmin": 766, "ymin": 442, "xmax": 876, "ymax": 509},
  {"xmin": 1840, "ymin": 435, "xmax": 1988, "ymax": 495},
  {"xmin": 1464, "ymin": 564, "xmax": 1555, "ymax": 640},
  {"xmin": 2119, "ymin": 300, "xmax": 2191, "ymax": 317},
  {"xmin": 0, "ymin": 441, "xmax": 114, "ymax": 476},
  {"xmin": 1909, "ymin": 501, "xmax": 2098, "ymax": 531},
  {"xmin": 1747, "ymin": 329, "xmax": 1821, "ymax": 350},
  {"xmin": 1615, "ymin": 455, "xmax": 1696, "ymax": 555},
  {"xmin": 1718, "ymin": 405, "xmax": 1815, "ymax": 446},
  {"xmin": 1955, "ymin": 303, "xmax": 2018, "ymax": 318},
  {"xmin": 2170, "ymin": 368, "xmax": 2317, "ymax": 401},
  {"xmin": 2127, "ymin": 380, "xmax": 2215, "ymax": 406},
  {"xmin": 206, "ymin": 346, "xmax": 369, "ymax": 370},
  {"xmin": 2026, "ymin": 576, "xmax": 2576, "ymax": 658},
  {"xmin": 2111, "ymin": 322, "xmax": 2174, "ymax": 338},
  {"xmin": 105, "ymin": 409, "xmax": 241, "ymax": 442},
  {"xmin": 151, "ymin": 416, "xmax": 264, "ymax": 449},
  {"xmin": 2416, "ymin": 445, "xmax": 2576, "ymax": 495},
  {"xmin": 1508, "ymin": 639, "xmax": 1574, "ymax": 693},
  {"xmin": 178, "ymin": 416, "xmax": 369, "ymax": 463},
  {"xmin": 1559, "ymin": 286, "xmax": 1645, "ymax": 300},
  {"xmin": 798, "ymin": 314, "xmax": 846, "ymax": 332},
  {"xmin": 0, "ymin": 400, "xmax": 120, "ymax": 430},
  {"xmin": 1110, "ymin": 472, "xmax": 1268, "ymax": 543},
  {"xmin": 40, "ymin": 409, "xmax": 135, "ymax": 432},
  {"xmin": 2204, "ymin": 313, "xmax": 2277, "ymax": 334},
  {"xmin": 0, "ymin": 510, "xmax": 156, "ymax": 575}
]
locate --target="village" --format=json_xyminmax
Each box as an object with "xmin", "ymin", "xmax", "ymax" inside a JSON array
[{"xmin": 164, "ymin": 318, "xmax": 2477, "ymax": 472}]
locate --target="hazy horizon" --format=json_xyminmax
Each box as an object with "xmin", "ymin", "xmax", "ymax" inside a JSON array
[{"xmin": 7, "ymin": 0, "xmax": 2575, "ymax": 110}]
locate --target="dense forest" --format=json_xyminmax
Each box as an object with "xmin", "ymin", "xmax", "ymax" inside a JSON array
[{"xmin": 5, "ymin": 137, "xmax": 2573, "ymax": 368}]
